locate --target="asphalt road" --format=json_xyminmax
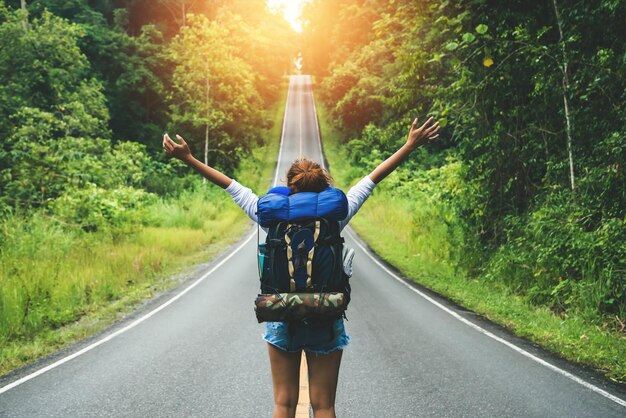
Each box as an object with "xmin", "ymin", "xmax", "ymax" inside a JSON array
[{"xmin": 1, "ymin": 75, "xmax": 625, "ymax": 417}]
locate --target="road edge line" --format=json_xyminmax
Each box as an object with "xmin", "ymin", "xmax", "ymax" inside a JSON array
[
  {"xmin": 0, "ymin": 231, "xmax": 256, "ymax": 395},
  {"xmin": 344, "ymin": 227, "xmax": 626, "ymax": 408}
]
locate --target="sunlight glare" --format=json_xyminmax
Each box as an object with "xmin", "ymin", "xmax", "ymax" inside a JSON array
[{"xmin": 267, "ymin": 0, "xmax": 308, "ymax": 33}]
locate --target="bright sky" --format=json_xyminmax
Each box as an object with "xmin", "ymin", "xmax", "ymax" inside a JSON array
[{"xmin": 267, "ymin": 0, "xmax": 308, "ymax": 32}]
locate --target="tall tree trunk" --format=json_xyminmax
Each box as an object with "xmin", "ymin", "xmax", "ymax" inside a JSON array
[
  {"xmin": 552, "ymin": 0, "xmax": 575, "ymax": 191},
  {"xmin": 20, "ymin": 0, "xmax": 28, "ymax": 31},
  {"xmin": 159, "ymin": 1, "xmax": 196, "ymax": 27}
]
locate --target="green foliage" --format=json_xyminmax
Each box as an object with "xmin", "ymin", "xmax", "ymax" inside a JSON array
[
  {"xmin": 214, "ymin": 7, "xmax": 296, "ymax": 104},
  {"xmin": 487, "ymin": 195, "xmax": 626, "ymax": 318},
  {"xmin": 2, "ymin": 135, "xmax": 160, "ymax": 213},
  {"xmin": 305, "ymin": 0, "xmax": 626, "ymax": 322},
  {"xmin": 146, "ymin": 178, "xmax": 226, "ymax": 230},
  {"xmin": 320, "ymin": 39, "xmax": 393, "ymax": 134},
  {"xmin": 52, "ymin": 185, "xmax": 155, "ymax": 232},
  {"xmin": 0, "ymin": 8, "xmax": 110, "ymax": 140},
  {"xmin": 0, "ymin": 4, "xmax": 204, "ymax": 226},
  {"xmin": 82, "ymin": 20, "xmax": 169, "ymax": 147},
  {"xmin": 0, "ymin": 0, "xmax": 294, "ymax": 218},
  {"xmin": 6, "ymin": 1, "xmax": 171, "ymax": 146},
  {"xmin": 0, "ymin": 215, "xmax": 83, "ymax": 339}
]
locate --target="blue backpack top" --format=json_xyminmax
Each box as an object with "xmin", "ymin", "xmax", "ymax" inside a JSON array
[{"xmin": 257, "ymin": 186, "xmax": 348, "ymax": 228}]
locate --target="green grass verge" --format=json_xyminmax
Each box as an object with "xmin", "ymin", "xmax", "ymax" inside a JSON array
[
  {"xmin": 0, "ymin": 210, "xmax": 246, "ymax": 375},
  {"xmin": 317, "ymin": 104, "xmax": 626, "ymax": 383},
  {"xmin": 0, "ymin": 86, "xmax": 286, "ymax": 377}
]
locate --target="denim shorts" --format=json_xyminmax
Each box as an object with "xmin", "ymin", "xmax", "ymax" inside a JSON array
[{"xmin": 263, "ymin": 318, "xmax": 350, "ymax": 355}]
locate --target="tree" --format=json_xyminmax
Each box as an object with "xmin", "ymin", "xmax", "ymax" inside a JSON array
[
  {"xmin": 0, "ymin": 7, "xmax": 110, "ymax": 207},
  {"xmin": 0, "ymin": 7, "xmax": 109, "ymax": 139},
  {"xmin": 157, "ymin": 0, "xmax": 198, "ymax": 27},
  {"xmin": 167, "ymin": 13, "xmax": 267, "ymax": 172},
  {"xmin": 214, "ymin": 6, "xmax": 297, "ymax": 104},
  {"xmin": 552, "ymin": 0, "xmax": 575, "ymax": 191},
  {"xmin": 81, "ymin": 12, "xmax": 169, "ymax": 147}
]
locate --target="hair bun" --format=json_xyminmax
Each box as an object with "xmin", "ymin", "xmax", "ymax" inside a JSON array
[{"xmin": 286, "ymin": 159, "xmax": 332, "ymax": 193}]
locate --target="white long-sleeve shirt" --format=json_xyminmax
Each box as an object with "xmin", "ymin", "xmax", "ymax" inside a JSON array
[{"xmin": 225, "ymin": 175, "xmax": 376, "ymax": 230}]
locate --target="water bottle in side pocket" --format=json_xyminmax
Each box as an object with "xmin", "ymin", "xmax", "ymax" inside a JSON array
[{"xmin": 257, "ymin": 242, "xmax": 267, "ymax": 278}]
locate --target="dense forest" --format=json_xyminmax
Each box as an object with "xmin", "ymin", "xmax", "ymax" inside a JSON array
[
  {"xmin": 301, "ymin": 0, "xmax": 626, "ymax": 331},
  {"xmin": 0, "ymin": 0, "xmax": 295, "ymax": 214},
  {"xmin": 0, "ymin": 0, "xmax": 295, "ymax": 367}
]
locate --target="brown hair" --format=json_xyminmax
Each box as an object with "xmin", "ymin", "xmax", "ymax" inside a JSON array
[{"xmin": 286, "ymin": 159, "xmax": 332, "ymax": 193}]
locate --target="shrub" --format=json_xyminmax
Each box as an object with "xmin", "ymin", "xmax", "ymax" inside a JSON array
[
  {"xmin": 485, "ymin": 193, "xmax": 626, "ymax": 318},
  {"xmin": 51, "ymin": 185, "xmax": 155, "ymax": 232}
]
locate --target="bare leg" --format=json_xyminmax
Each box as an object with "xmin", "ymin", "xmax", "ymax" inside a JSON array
[
  {"xmin": 268, "ymin": 343, "xmax": 302, "ymax": 418},
  {"xmin": 306, "ymin": 349, "xmax": 343, "ymax": 418}
]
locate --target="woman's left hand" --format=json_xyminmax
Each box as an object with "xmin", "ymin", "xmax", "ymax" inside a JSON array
[{"xmin": 406, "ymin": 116, "xmax": 440, "ymax": 150}]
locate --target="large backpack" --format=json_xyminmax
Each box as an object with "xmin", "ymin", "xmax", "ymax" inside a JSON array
[{"xmin": 254, "ymin": 186, "xmax": 350, "ymax": 323}]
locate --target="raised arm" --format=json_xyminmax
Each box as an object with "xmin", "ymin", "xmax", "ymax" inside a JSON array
[
  {"xmin": 368, "ymin": 117, "xmax": 440, "ymax": 184},
  {"xmin": 162, "ymin": 133, "xmax": 232, "ymax": 189}
]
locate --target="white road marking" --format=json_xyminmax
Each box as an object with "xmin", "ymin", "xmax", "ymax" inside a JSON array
[
  {"xmin": 0, "ymin": 76, "xmax": 299, "ymax": 396},
  {"xmin": 0, "ymin": 231, "xmax": 256, "ymax": 395},
  {"xmin": 344, "ymin": 228, "xmax": 626, "ymax": 408}
]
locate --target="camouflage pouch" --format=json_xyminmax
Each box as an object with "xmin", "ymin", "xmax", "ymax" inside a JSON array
[{"xmin": 254, "ymin": 292, "xmax": 347, "ymax": 323}]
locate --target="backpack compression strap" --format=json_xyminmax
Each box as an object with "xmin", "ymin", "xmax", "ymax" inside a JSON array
[{"xmin": 285, "ymin": 220, "xmax": 320, "ymax": 291}]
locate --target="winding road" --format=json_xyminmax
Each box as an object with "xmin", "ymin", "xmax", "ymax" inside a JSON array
[{"xmin": 1, "ymin": 75, "xmax": 625, "ymax": 417}]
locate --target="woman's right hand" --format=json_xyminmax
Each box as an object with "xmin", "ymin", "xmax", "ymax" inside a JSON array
[
  {"xmin": 406, "ymin": 116, "xmax": 440, "ymax": 151},
  {"xmin": 368, "ymin": 115, "xmax": 441, "ymax": 184},
  {"xmin": 163, "ymin": 133, "xmax": 192, "ymax": 161}
]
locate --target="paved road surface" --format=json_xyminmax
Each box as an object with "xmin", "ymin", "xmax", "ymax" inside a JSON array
[{"xmin": 1, "ymin": 75, "xmax": 625, "ymax": 417}]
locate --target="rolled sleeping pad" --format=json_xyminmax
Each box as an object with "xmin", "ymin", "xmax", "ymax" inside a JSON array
[{"xmin": 257, "ymin": 186, "xmax": 348, "ymax": 227}]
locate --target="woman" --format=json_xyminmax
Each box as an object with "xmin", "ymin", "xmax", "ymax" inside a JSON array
[{"xmin": 162, "ymin": 116, "xmax": 439, "ymax": 418}]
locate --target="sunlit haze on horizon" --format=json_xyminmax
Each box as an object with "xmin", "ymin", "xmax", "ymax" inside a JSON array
[{"xmin": 267, "ymin": 0, "xmax": 307, "ymax": 32}]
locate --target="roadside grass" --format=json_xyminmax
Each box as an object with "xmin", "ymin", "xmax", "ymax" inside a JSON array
[
  {"xmin": 0, "ymin": 206, "xmax": 246, "ymax": 374},
  {"xmin": 0, "ymin": 87, "xmax": 285, "ymax": 377},
  {"xmin": 317, "ymin": 105, "xmax": 626, "ymax": 383}
]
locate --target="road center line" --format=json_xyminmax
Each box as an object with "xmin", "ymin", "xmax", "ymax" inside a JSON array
[
  {"xmin": 295, "ymin": 75, "xmax": 311, "ymax": 417},
  {"xmin": 344, "ymin": 227, "xmax": 626, "ymax": 408},
  {"xmin": 296, "ymin": 354, "xmax": 311, "ymax": 417}
]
